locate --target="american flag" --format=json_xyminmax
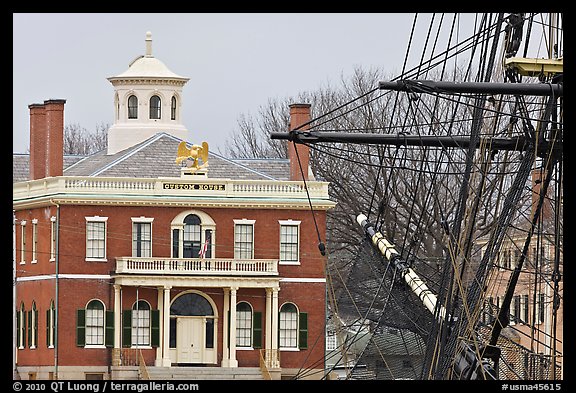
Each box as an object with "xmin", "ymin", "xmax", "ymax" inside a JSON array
[{"xmin": 199, "ymin": 237, "xmax": 209, "ymax": 259}]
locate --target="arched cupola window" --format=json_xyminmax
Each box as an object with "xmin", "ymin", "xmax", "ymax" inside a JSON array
[
  {"xmin": 171, "ymin": 96, "xmax": 177, "ymax": 120},
  {"xmin": 128, "ymin": 95, "xmax": 138, "ymax": 119},
  {"xmin": 150, "ymin": 95, "xmax": 161, "ymax": 119}
]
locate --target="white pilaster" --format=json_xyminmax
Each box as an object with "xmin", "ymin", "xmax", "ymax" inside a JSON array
[
  {"xmin": 271, "ymin": 287, "xmax": 279, "ymax": 368},
  {"xmin": 113, "ymin": 285, "xmax": 121, "ymax": 350},
  {"xmin": 162, "ymin": 286, "xmax": 171, "ymax": 367},
  {"xmin": 155, "ymin": 287, "xmax": 163, "ymax": 366},
  {"xmin": 265, "ymin": 288, "xmax": 272, "ymax": 352},
  {"xmin": 221, "ymin": 288, "xmax": 230, "ymax": 367},
  {"xmin": 229, "ymin": 287, "xmax": 238, "ymax": 367}
]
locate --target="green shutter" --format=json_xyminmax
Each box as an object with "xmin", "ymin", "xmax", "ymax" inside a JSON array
[
  {"xmin": 27, "ymin": 310, "xmax": 32, "ymax": 348},
  {"xmin": 34, "ymin": 309, "xmax": 38, "ymax": 348},
  {"xmin": 105, "ymin": 311, "xmax": 114, "ymax": 348},
  {"xmin": 16, "ymin": 311, "xmax": 21, "ymax": 348},
  {"xmin": 76, "ymin": 309, "xmax": 86, "ymax": 347},
  {"xmin": 253, "ymin": 311, "xmax": 262, "ymax": 349},
  {"xmin": 22, "ymin": 311, "xmax": 27, "ymax": 348},
  {"xmin": 46, "ymin": 309, "xmax": 51, "ymax": 347},
  {"xmin": 122, "ymin": 310, "xmax": 132, "ymax": 348},
  {"xmin": 151, "ymin": 310, "xmax": 160, "ymax": 347},
  {"xmin": 298, "ymin": 312, "xmax": 308, "ymax": 349}
]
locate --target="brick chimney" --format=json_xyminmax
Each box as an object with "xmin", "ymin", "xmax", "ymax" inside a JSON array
[
  {"xmin": 28, "ymin": 99, "xmax": 66, "ymax": 180},
  {"xmin": 288, "ymin": 103, "xmax": 311, "ymax": 181},
  {"xmin": 28, "ymin": 103, "xmax": 47, "ymax": 180}
]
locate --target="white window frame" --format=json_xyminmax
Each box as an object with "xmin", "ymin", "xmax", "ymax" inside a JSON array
[
  {"xmin": 149, "ymin": 95, "xmax": 161, "ymax": 119},
  {"xmin": 170, "ymin": 210, "xmax": 216, "ymax": 259},
  {"xmin": 131, "ymin": 217, "xmax": 154, "ymax": 258},
  {"xmin": 31, "ymin": 219, "xmax": 38, "ymax": 264},
  {"xmin": 279, "ymin": 220, "xmax": 301, "ymax": 265},
  {"xmin": 521, "ymin": 294, "xmax": 529, "ymax": 323},
  {"xmin": 234, "ymin": 219, "xmax": 255, "ymax": 260},
  {"xmin": 50, "ymin": 216, "xmax": 57, "ymax": 262},
  {"xmin": 279, "ymin": 302, "xmax": 299, "ymax": 351},
  {"xmin": 131, "ymin": 300, "xmax": 151, "ymax": 348},
  {"xmin": 85, "ymin": 299, "xmax": 106, "ymax": 348},
  {"xmin": 85, "ymin": 216, "xmax": 108, "ymax": 261},
  {"xmin": 127, "ymin": 94, "xmax": 138, "ymax": 119},
  {"xmin": 509, "ymin": 296, "xmax": 516, "ymax": 326},
  {"xmin": 18, "ymin": 304, "xmax": 25, "ymax": 349},
  {"xmin": 30, "ymin": 302, "xmax": 37, "ymax": 349},
  {"xmin": 48, "ymin": 301, "xmax": 55, "ymax": 348},
  {"xmin": 236, "ymin": 301, "xmax": 253, "ymax": 348},
  {"xmin": 326, "ymin": 331, "xmax": 337, "ymax": 351},
  {"xmin": 20, "ymin": 220, "xmax": 27, "ymax": 264}
]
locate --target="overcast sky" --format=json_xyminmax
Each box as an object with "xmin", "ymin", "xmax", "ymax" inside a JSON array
[{"xmin": 13, "ymin": 13, "xmax": 476, "ymax": 155}]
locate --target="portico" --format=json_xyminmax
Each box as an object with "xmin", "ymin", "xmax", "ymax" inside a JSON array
[{"xmin": 112, "ymin": 268, "xmax": 280, "ymax": 368}]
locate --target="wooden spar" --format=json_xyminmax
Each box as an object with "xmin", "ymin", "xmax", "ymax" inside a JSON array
[{"xmin": 356, "ymin": 213, "xmax": 450, "ymax": 322}]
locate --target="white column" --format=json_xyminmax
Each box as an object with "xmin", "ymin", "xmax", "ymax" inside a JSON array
[
  {"xmin": 155, "ymin": 287, "xmax": 163, "ymax": 366},
  {"xmin": 113, "ymin": 285, "xmax": 121, "ymax": 350},
  {"xmin": 229, "ymin": 287, "xmax": 238, "ymax": 367},
  {"xmin": 265, "ymin": 288, "xmax": 272, "ymax": 353},
  {"xmin": 162, "ymin": 286, "xmax": 171, "ymax": 367},
  {"xmin": 271, "ymin": 287, "xmax": 279, "ymax": 368},
  {"xmin": 221, "ymin": 288, "xmax": 230, "ymax": 367}
]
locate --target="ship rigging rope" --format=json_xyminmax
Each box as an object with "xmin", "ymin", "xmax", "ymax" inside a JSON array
[{"xmin": 272, "ymin": 12, "xmax": 562, "ymax": 381}]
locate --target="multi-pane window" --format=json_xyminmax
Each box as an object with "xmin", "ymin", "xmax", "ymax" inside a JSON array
[
  {"xmin": 20, "ymin": 220, "xmax": 26, "ymax": 263},
  {"xmin": 279, "ymin": 221, "xmax": 300, "ymax": 263},
  {"xmin": 234, "ymin": 220, "xmax": 254, "ymax": 259},
  {"xmin": 149, "ymin": 95, "xmax": 161, "ymax": 119},
  {"xmin": 31, "ymin": 219, "xmax": 38, "ymax": 263},
  {"xmin": 279, "ymin": 303, "xmax": 298, "ymax": 348},
  {"xmin": 236, "ymin": 302, "xmax": 252, "ymax": 347},
  {"xmin": 128, "ymin": 95, "xmax": 138, "ymax": 119},
  {"xmin": 132, "ymin": 218, "xmax": 153, "ymax": 257},
  {"xmin": 50, "ymin": 216, "xmax": 56, "ymax": 261},
  {"xmin": 183, "ymin": 215, "xmax": 201, "ymax": 258},
  {"xmin": 132, "ymin": 301, "xmax": 151, "ymax": 347},
  {"xmin": 85, "ymin": 300, "xmax": 105, "ymax": 346},
  {"xmin": 326, "ymin": 332, "xmax": 337, "ymax": 351},
  {"xmin": 171, "ymin": 211, "xmax": 215, "ymax": 259},
  {"xmin": 171, "ymin": 96, "xmax": 177, "ymax": 120},
  {"xmin": 86, "ymin": 217, "xmax": 107, "ymax": 260}
]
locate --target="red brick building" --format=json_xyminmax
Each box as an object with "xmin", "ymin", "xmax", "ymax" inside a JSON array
[{"xmin": 13, "ymin": 33, "xmax": 335, "ymax": 380}]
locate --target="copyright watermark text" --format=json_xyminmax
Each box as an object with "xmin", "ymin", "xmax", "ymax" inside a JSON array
[
  {"xmin": 13, "ymin": 382, "xmax": 199, "ymax": 392},
  {"xmin": 502, "ymin": 383, "xmax": 562, "ymax": 391}
]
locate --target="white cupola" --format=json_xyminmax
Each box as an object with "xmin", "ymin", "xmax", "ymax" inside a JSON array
[{"xmin": 106, "ymin": 31, "xmax": 190, "ymax": 155}]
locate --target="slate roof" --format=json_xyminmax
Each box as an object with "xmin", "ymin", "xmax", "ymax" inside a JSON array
[
  {"xmin": 13, "ymin": 154, "xmax": 86, "ymax": 183},
  {"xmin": 13, "ymin": 132, "xmax": 290, "ymax": 183}
]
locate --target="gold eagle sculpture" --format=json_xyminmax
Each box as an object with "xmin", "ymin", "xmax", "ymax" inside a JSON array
[{"xmin": 175, "ymin": 141, "xmax": 209, "ymax": 169}]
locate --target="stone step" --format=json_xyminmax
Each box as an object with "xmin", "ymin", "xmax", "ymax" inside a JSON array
[{"xmin": 147, "ymin": 366, "xmax": 264, "ymax": 380}]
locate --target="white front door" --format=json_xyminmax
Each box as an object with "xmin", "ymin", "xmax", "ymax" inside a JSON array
[{"xmin": 176, "ymin": 317, "xmax": 204, "ymax": 363}]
